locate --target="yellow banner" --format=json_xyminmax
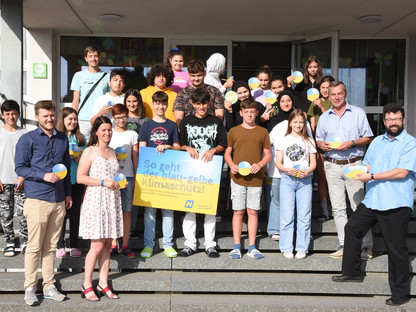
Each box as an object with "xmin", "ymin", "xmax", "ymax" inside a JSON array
[{"xmin": 133, "ymin": 147, "xmax": 223, "ymax": 215}]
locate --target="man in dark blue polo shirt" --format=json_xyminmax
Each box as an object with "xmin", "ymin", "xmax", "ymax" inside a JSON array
[{"xmin": 15, "ymin": 100, "xmax": 72, "ymax": 306}]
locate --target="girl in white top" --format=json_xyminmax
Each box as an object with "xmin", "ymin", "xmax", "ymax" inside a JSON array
[{"xmin": 275, "ymin": 109, "xmax": 316, "ymax": 260}]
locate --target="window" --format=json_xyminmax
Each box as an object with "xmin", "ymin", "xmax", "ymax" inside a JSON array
[{"xmin": 339, "ymin": 39, "xmax": 406, "ymax": 107}]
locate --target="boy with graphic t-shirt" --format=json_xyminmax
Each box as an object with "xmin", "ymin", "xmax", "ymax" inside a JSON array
[
  {"xmin": 138, "ymin": 91, "xmax": 180, "ymax": 258},
  {"xmin": 224, "ymin": 98, "xmax": 271, "ymax": 259},
  {"xmin": 178, "ymin": 88, "xmax": 227, "ymax": 258}
]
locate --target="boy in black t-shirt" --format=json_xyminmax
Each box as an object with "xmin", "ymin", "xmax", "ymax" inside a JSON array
[
  {"xmin": 178, "ymin": 88, "xmax": 227, "ymax": 258},
  {"xmin": 138, "ymin": 91, "xmax": 180, "ymax": 258}
]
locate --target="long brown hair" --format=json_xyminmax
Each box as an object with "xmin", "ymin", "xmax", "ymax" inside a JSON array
[
  {"xmin": 285, "ymin": 109, "xmax": 314, "ymax": 145},
  {"xmin": 303, "ymin": 56, "xmax": 323, "ymax": 85},
  {"xmin": 88, "ymin": 116, "xmax": 112, "ymax": 147},
  {"xmin": 57, "ymin": 107, "xmax": 85, "ymax": 146}
]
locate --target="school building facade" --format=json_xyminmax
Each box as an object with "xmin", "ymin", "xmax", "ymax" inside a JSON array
[{"xmin": 1, "ymin": 0, "xmax": 416, "ymax": 136}]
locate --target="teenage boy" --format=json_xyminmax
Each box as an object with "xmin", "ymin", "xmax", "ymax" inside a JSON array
[
  {"xmin": 90, "ymin": 69, "xmax": 126, "ymax": 125},
  {"xmin": 138, "ymin": 91, "xmax": 181, "ymax": 258},
  {"xmin": 15, "ymin": 100, "xmax": 72, "ymax": 306},
  {"xmin": 224, "ymin": 98, "xmax": 271, "ymax": 259},
  {"xmin": 173, "ymin": 59, "xmax": 225, "ymax": 127},
  {"xmin": 178, "ymin": 88, "xmax": 227, "ymax": 258},
  {"xmin": 0, "ymin": 100, "xmax": 28, "ymax": 257},
  {"xmin": 71, "ymin": 46, "xmax": 109, "ymax": 140}
]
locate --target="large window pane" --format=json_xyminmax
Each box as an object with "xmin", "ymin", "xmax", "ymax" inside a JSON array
[{"xmin": 339, "ymin": 39, "xmax": 405, "ymax": 107}]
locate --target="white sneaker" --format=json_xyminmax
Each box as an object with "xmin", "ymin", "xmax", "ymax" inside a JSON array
[
  {"xmin": 270, "ymin": 233, "xmax": 280, "ymax": 240},
  {"xmin": 295, "ymin": 251, "xmax": 307, "ymax": 260},
  {"xmin": 282, "ymin": 251, "xmax": 294, "ymax": 259},
  {"xmin": 43, "ymin": 285, "xmax": 65, "ymax": 301},
  {"xmin": 24, "ymin": 286, "xmax": 39, "ymax": 306}
]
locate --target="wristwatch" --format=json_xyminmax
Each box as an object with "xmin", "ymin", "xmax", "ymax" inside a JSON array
[
  {"xmin": 371, "ymin": 174, "xmax": 374, "ymax": 180},
  {"xmin": 351, "ymin": 140, "xmax": 356, "ymax": 148}
]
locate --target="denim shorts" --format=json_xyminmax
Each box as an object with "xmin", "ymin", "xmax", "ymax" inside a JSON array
[
  {"xmin": 120, "ymin": 176, "xmax": 135, "ymax": 212},
  {"xmin": 230, "ymin": 180, "xmax": 262, "ymax": 211}
]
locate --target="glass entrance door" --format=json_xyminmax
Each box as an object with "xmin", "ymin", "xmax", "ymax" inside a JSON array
[{"xmin": 293, "ymin": 31, "xmax": 339, "ymax": 79}]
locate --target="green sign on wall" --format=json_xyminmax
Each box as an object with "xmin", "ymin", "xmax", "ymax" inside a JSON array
[{"xmin": 33, "ymin": 63, "xmax": 47, "ymax": 78}]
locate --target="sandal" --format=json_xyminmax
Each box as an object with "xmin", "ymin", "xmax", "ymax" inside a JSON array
[
  {"xmin": 110, "ymin": 247, "xmax": 118, "ymax": 257},
  {"xmin": 81, "ymin": 285, "xmax": 99, "ymax": 301},
  {"xmin": 97, "ymin": 284, "xmax": 119, "ymax": 299}
]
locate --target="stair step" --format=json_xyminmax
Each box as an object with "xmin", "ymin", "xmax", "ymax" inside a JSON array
[
  {"xmin": 1, "ymin": 250, "xmax": 416, "ymax": 273},
  {"xmin": 4, "ymin": 234, "xmax": 416, "ymax": 253},
  {"xmin": 0, "ymin": 252, "xmax": 415, "ymax": 275},
  {"xmin": 0, "ymin": 270, "xmax": 405, "ymax": 296},
  {"xmin": 1, "ymin": 293, "xmax": 415, "ymax": 312}
]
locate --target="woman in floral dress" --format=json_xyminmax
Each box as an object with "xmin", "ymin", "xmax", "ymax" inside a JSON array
[{"xmin": 77, "ymin": 116, "xmax": 123, "ymax": 301}]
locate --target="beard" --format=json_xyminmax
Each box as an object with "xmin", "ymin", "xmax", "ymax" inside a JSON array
[{"xmin": 386, "ymin": 124, "xmax": 404, "ymax": 137}]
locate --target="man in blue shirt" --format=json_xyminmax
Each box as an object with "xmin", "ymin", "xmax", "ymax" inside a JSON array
[
  {"xmin": 15, "ymin": 100, "xmax": 72, "ymax": 306},
  {"xmin": 316, "ymin": 81, "xmax": 374, "ymax": 260},
  {"xmin": 71, "ymin": 46, "xmax": 109, "ymax": 141},
  {"xmin": 332, "ymin": 103, "xmax": 416, "ymax": 306}
]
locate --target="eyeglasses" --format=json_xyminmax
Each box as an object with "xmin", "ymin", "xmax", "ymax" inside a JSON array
[
  {"xmin": 384, "ymin": 118, "xmax": 402, "ymax": 123},
  {"xmin": 114, "ymin": 116, "xmax": 128, "ymax": 121}
]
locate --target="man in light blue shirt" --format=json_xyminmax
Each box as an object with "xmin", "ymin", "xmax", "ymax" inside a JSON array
[
  {"xmin": 316, "ymin": 81, "xmax": 374, "ymax": 259},
  {"xmin": 332, "ymin": 103, "xmax": 416, "ymax": 306},
  {"xmin": 71, "ymin": 46, "xmax": 109, "ymax": 141}
]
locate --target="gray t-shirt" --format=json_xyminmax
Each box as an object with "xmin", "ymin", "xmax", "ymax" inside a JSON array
[{"xmin": 0, "ymin": 127, "xmax": 28, "ymax": 183}]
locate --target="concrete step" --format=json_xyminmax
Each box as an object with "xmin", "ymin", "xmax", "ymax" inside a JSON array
[
  {"xmin": 0, "ymin": 270, "xmax": 409, "ymax": 296},
  {"xmin": 1, "ymin": 293, "xmax": 416, "ymax": 312},
  {"xmin": 7, "ymin": 213, "xmax": 416, "ymax": 234},
  {"xmin": 0, "ymin": 252, "xmax": 414, "ymax": 275},
  {"xmin": 2, "ymin": 234, "xmax": 416, "ymax": 257}
]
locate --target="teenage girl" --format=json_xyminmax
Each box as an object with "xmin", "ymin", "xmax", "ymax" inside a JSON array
[
  {"xmin": 251, "ymin": 65, "xmax": 272, "ymax": 107},
  {"xmin": 287, "ymin": 56, "xmax": 323, "ymax": 114},
  {"xmin": 166, "ymin": 48, "xmax": 191, "ymax": 93},
  {"xmin": 124, "ymin": 89, "xmax": 148, "ymax": 236},
  {"xmin": 268, "ymin": 75, "xmax": 288, "ymax": 119},
  {"xmin": 56, "ymin": 107, "xmax": 86, "ymax": 258},
  {"xmin": 124, "ymin": 88, "xmax": 149, "ymax": 136},
  {"xmin": 204, "ymin": 53, "xmax": 234, "ymax": 94},
  {"xmin": 276, "ymin": 109, "xmax": 316, "ymax": 260}
]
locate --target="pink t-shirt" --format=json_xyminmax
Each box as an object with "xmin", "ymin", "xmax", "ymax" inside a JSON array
[{"xmin": 171, "ymin": 70, "xmax": 191, "ymax": 93}]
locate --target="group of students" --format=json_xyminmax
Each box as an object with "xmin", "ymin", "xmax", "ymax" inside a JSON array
[{"xmin": 0, "ymin": 48, "xmax": 335, "ymax": 303}]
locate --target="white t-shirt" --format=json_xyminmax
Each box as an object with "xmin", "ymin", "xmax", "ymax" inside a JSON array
[
  {"xmin": 267, "ymin": 120, "xmax": 313, "ymax": 178},
  {"xmin": 109, "ymin": 128, "xmax": 138, "ymax": 177},
  {"xmin": 276, "ymin": 133, "xmax": 316, "ymax": 173},
  {"xmin": 0, "ymin": 127, "xmax": 28, "ymax": 183},
  {"xmin": 91, "ymin": 92, "xmax": 125, "ymax": 122}
]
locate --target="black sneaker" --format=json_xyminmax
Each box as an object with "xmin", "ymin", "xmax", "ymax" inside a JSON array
[
  {"xmin": 205, "ymin": 247, "xmax": 220, "ymax": 258},
  {"xmin": 178, "ymin": 247, "xmax": 195, "ymax": 257}
]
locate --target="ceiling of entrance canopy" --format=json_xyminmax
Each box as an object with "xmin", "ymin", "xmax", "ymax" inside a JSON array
[{"xmin": 21, "ymin": 0, "xmax": 416, "ymax": 37}]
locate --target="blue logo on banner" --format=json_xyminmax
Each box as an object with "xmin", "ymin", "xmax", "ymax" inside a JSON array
[{"xmin": 185, "ymin": 200, "xmax": 194, "ymax": 208}]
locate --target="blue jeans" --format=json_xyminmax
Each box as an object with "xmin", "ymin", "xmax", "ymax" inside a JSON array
[
  {"xmin": 265, "ymin": 177, "xmax": 280, "ymax": 235},
  {"xmin": 279, "ymin": 174, "xmax": 312, "ymax": 253},
  {"xmin": 143, "ymin": 207, "xmax": 174, "ymax": 249}
]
